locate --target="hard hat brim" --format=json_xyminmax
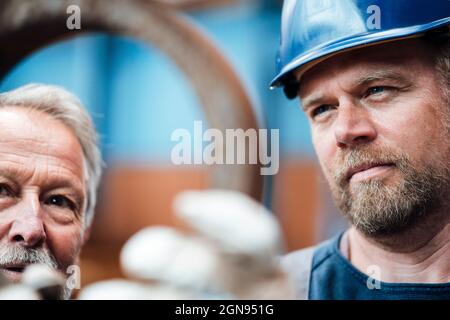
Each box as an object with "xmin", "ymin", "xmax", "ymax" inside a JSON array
[{"xmin": 270, "ymin": 17, "xmax": 450, "ymax": 90}]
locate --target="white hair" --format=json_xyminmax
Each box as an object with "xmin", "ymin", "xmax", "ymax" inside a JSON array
[{"xmin": 0, "ymin": 84, "xmax": 103, "ymax": 228}]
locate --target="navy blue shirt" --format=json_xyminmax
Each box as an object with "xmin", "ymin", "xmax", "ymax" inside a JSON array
[{"xmin": 309, "ymin": 233, "xmax": 450, "ymax": 300}]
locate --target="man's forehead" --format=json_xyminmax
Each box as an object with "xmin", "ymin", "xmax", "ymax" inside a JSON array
[
  {"xmin": 297, "ymin": 39, "xmax": 432, "ymax": 97},
  {"xmin": 0, "ymin": 107, "xmax": 86, "ymax": 182}
]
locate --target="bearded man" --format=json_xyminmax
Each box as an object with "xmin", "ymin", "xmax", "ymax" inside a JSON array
[{"xmin": 272, "ymin": 0, "xmax": 450, "ymax": 299}]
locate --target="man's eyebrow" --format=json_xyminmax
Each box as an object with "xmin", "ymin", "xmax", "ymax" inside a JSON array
[
  {"xmin": 44, "ymin": 177, "xmax": 85, "ymax": 195},
  {"xmin": 301, "ymin": 93, "xmax": 325, "ymax": 111},
  {"xmin": 354, "ymin": 70, "xmax": 411, "ymax": 88},
  {"xmin": 0, "ymin": 168, "xmax": 85, "ymax": 196},
  {"xmin": 300, "ymin": 70, "xmax": 411, "ymax": 111}
]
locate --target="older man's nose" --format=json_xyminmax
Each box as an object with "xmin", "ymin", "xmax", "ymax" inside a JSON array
[
  {"xmin": 334, "ymin": 102, "xmax": 377, "ymax": 148},
  {"xmin": 9, "ymin": 220, "xmax": 46, "ymax": 248},
  {"xmin": 8, "ymin": 199, "xmax": 46, "ymax": 248}
]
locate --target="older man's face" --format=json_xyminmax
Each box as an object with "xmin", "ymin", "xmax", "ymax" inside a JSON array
[
  {"xmin": 0, "ymin": 107, "xmax": 86, "ymax": 282},
  {"xmin": 299, "ymin": 39, "xmax": 450, "ymax": 236}
]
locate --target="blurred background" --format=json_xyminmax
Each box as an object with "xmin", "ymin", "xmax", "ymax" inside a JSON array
[{"xmin": 0, "ymin": 0, "xmax": 346, "ymax": 286}]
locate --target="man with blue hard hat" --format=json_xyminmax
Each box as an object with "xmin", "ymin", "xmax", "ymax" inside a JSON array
[
  {"xmin": 274, "ymin": 0, "xmax": 450, "ymax": 299},
  {"xmin": 69, "ymin": 0, "xmax": 449, "ymax": 301}
]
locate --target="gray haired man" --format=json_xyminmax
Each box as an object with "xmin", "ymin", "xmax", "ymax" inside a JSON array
[{"xmin": 0, "ymin": 84, "xmax": 102, "ymax": 299}]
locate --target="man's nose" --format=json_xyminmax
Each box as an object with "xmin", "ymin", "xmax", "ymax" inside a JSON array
[
  {"xmin": 8, "ymin": 196, "xmax": 46, "ymax": 248},
  {"xmin": 334, "ymin": 100, "xmax": 377, "ymax": 148}
]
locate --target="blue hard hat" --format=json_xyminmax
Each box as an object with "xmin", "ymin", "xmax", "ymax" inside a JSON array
[{"xmin": 271, "ymin": 0, "xmax": 450, "ymax": 99}]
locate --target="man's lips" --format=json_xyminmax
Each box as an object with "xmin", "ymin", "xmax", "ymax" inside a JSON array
[
  {"xmin": 0, "ymin": 264, "xmax": 28, "ymax": 281},
  {"xmin": 346, "ymin": 162, "xmax": 395, "ymax": 182}
]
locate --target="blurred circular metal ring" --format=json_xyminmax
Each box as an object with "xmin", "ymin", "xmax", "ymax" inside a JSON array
[{"xmin": 0, "ymin": 0, "xmax": 263, "ymax": 199}]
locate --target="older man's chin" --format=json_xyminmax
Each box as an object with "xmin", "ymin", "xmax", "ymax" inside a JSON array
[{"xmin": 0, "ymin": 266, "xmax": 73, "ymax": 300}]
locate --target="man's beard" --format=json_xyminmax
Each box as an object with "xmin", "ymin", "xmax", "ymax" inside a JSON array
[
  {"xmin": 330, "ymin": 145, "xmax": 450, "ymax": 237},
  {"xmin": 0, "ymin": 245, "xmax": 72, "ymax": 299}
]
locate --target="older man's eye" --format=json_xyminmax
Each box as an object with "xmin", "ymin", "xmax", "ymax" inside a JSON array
[
  {"xmin": 45, "ymin": 195, "xmax": 76, "ymax": 211},
  {"xmin": 0, "ymin": 184, "xmax": 13, "ymax": 197}
]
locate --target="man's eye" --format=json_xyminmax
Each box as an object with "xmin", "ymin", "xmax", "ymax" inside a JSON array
[
  {"xmin": 45, "ymin": 195, "xmax": 76, "ymax": 211},
  {"xmin": 311, "ymin": 104, "xmax": 333, "ymax": 118},
  {"xmin": 0, "ymin": 184, "xmax": 13, "ymax": 197},
  {"xmin": 367, "ymin": 86, "xmax": 386, "ymax": 96}
]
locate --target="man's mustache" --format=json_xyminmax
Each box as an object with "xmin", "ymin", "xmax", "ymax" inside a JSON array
[
  {"xmin": 332, "ymin": 146, "xmax": 407, "ymax": 188},
  {"xmin": 0, "ymin": 245, "xmax": 58, "ymax": 270}
]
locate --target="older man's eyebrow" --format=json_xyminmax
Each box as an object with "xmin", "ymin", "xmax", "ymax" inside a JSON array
[
  {"xmin": 44, "ymin": 177, "xmax": 85, "ymax": 195},
  {"xmin": 0, "ymin": 167, "xmax": 85, "ymax": 198}
]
